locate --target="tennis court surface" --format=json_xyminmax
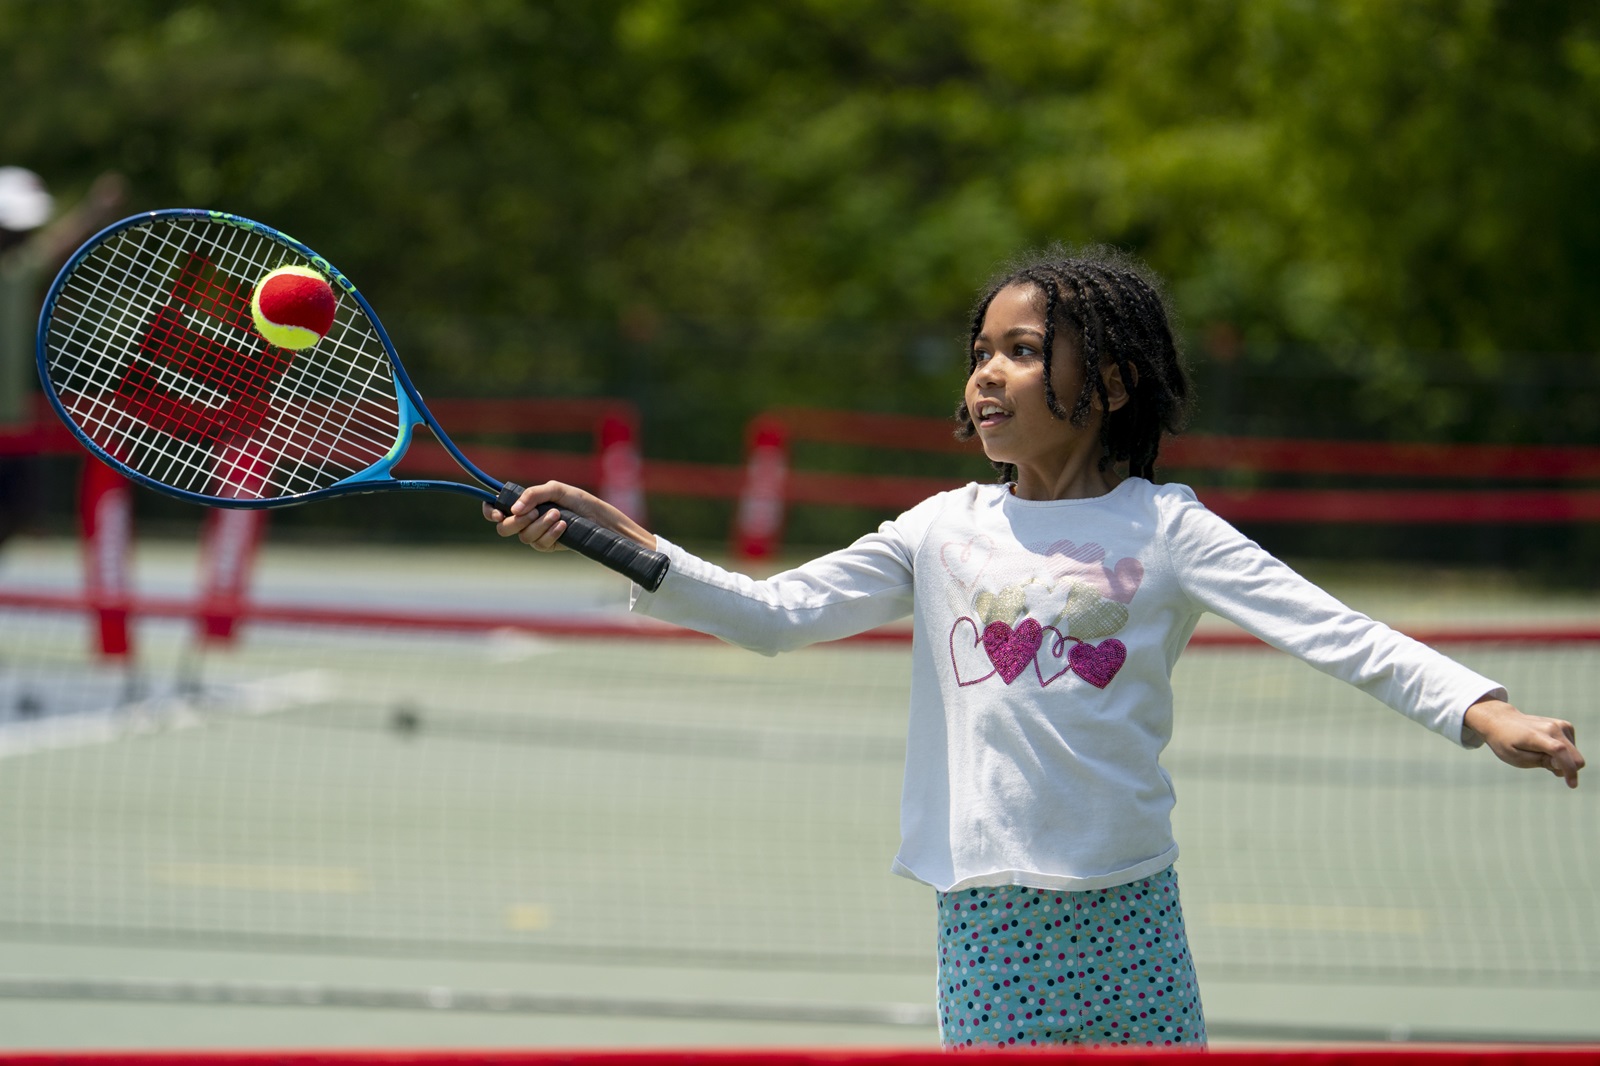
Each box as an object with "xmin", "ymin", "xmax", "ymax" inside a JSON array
[{"xmin": 0, "ymin": 537, "xmax": 1596, "ymax": 1048}]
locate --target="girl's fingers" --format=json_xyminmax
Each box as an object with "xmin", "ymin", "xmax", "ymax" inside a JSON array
[
  {"xmin": 482, "ymin": 483, "xmax": 569, "ymax": 542},
  {"xmin": 518, "ymin": 507, "xmax": 567, "ymax": 551},
  {"xmin": 511, "ymin": 481, "xmax": 576, "ymax": 518},
  {"xmin": 1509, "ymin": 721, "xmax": 1583, "ymax": 788}
]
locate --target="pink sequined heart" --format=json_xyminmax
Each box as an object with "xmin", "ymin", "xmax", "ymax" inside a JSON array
[
  {"xmin": 982, "ymin": 618, "xmax": 1043, "ymax": 685},
  {"xmin": 1067, "ymin": 638, "xmax": 1126, "ymax": 689}
]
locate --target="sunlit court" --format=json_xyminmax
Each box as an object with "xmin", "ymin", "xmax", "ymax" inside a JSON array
[{"xmin": 2, "ymin": 4, "xmax": 1599, "ymax": 1065}]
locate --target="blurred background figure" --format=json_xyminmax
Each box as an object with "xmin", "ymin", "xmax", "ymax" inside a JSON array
[
  {"xmin": 0, "ymin": 166, "xmax": 55, "ymax": 428},
  {"xmin": 0, "ymin": 169, "xmax": 122, "ymax": 546}
]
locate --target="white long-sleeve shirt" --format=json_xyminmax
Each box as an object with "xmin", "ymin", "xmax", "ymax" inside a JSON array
[{"xmin": 631, "ymin": 479, "xmax": 1503, "ymax": 893}]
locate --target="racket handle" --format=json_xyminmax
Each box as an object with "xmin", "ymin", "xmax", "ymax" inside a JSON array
[{"xmin": 496, "ymin": 482, "xmax": 670, "ymax": 592}]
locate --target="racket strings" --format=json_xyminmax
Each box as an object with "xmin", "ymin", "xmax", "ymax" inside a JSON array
[
  {"xmin": 44, "ymin": 218, "xmax": 404, "ymax": 500},
  {"xmin": 114, "ymin": 254, "xmax": 296, "ymax": 448}
]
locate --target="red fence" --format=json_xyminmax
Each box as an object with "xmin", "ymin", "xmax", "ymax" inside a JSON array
[
  {"xmin": 721, "ymin": 409, "xmax": 1600, "ymax": 558},
  {"xmin": 10, "ymin": 400, "xmax": 1600, "ymax": 566}
]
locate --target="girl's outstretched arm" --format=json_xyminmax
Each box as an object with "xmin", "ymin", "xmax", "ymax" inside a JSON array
[
  {"xmin": 482, "ymin": 481, "xmax": 657, "ymax": 552},
  {"xmin": 1464, "ymin": 697, "xmax": 1585, "ymax": 788}
]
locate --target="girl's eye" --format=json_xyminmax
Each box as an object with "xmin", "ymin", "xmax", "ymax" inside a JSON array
[{"xmin": 972, "ymin": 349, "xmax": 991, "ymax": 364}]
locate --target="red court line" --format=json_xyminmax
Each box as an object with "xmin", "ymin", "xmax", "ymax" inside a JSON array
[
  {"xmin": 0, "ymin": 1047, "xmax": 1596, "ymax": 1065},
  {"xmin": 2, "ymin": 589, "xmax": 1596, "ymax": 650}
]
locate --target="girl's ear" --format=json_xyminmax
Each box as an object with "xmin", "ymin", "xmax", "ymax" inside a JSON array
[{"xmin": 1100, "ymin": 362, "xmax": 1136, "ymax": 412}]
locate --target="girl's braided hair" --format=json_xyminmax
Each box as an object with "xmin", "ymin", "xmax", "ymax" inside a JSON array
[{"xmin": 954, "ymin": 245, "xmax": 1192, "ymax": 482}]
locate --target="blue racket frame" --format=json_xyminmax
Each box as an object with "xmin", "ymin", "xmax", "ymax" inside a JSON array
[{"xmin": 36, "ymin": 208, "xmax": 504, "ymax": 510}]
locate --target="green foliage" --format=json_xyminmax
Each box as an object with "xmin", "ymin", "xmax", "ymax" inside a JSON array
[{"xmin": 4, "ymin": 0, "xmax": 1599, "ymax": 457}]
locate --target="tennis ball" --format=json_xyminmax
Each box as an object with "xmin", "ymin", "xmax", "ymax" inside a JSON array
[{"xmin": 251, "ymin": 265, "xmax": 337, "ymax": 350}]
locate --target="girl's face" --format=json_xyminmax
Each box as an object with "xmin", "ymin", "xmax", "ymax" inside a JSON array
[{"xmin": 965, "ymin": 282, "xmax": 1129, "ymax": 498}]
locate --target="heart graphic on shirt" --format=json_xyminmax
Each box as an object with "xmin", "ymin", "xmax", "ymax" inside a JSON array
[
  {"xmin": 1066, "ymin": 638, "xmax": 1127, "ymax": 689},
  {"xmin": 940, "ymin": 536, "xmax": 994, "ymax": 593},
  {"xmin": 982, "ymin": 618, "xmax": 1043, "ymax": 685},
  {"xmin": 1035, "ymin": 538, "xmax": 1144, "ymax": 605},
  {"xmin": 1103, "ymin": 558, "xmax": 1145, "ymax": 605},
  {"xmin": 1039, "ymin": 538, "xmax": 1107, "ymax": 565},
  {"xmin": 1055, "ymin": 582, "xmax": 1129, "ymax": 641},
  {"xmin": 973, "ymin": 583, "xmax": 1031, "ymax": 627},
  {"xmin": 949, "ymin": 616, "xmax": 997, "ymax": 686},
  {"xmin": 1036, "ymin": 626, "xmax": 1074, "ymax": 687}
]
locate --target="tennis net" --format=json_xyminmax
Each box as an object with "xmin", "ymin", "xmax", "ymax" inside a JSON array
[{"xmin": 0, "ymin": 593, "xmax": 1595, "ymax": 986}]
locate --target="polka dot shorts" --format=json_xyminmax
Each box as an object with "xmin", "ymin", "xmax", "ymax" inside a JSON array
[{"xmin": 935, "ymin": 865, "xmax": 1205, "ymax": 1049}]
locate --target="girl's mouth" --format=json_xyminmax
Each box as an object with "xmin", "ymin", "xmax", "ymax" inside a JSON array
[{"xmin": 975, "ymin": 402, "xmax": 1011, "ymax": 429}]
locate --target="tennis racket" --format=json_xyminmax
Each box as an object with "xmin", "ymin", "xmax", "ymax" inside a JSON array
[{"xmin": 35, "ymin": 209, "xmax": 669, "ymax": 590}]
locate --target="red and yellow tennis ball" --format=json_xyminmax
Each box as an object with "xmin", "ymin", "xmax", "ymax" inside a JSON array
[{"xmin": 251, "ymin": 265, "xmax": 337, "ymax": 350}]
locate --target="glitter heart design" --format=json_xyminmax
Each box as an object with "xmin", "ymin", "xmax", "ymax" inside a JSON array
[
  {"xmin": 949, "ymin": 616, "xmax": 996, "ymax": 687},
  {"xmin": 982, "ymin": 618, "xmax": 1043, "ymax": 685},
  {"xmin": 1067, "ymin": 638, "xmax": 1127, "ymax": 689},
  {"xmin": 940, "ymin": 536, "xmax": 994, "ymax": 592},
  {"xmin": 973, "ymin": 583, "xmax": 1030, "ymax": 627},
  {"xmin": 1059, "ymin": 582, "xmax": 1129, "ymax": 641}
]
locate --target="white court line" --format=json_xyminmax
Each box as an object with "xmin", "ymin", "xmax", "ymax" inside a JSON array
[{"xmin": 0, "ymin": 670, "xmax": 333, "ymax": 761}]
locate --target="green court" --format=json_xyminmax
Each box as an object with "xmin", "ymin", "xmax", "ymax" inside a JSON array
[{"xmin": 0, "ymin": 540, "xmax": 1595, "ymax": 1047}]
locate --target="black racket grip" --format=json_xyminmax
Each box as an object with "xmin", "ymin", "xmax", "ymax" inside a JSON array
[{"xmin": 495, "ymin": 482, "xmax": 670, "ymax": 592}]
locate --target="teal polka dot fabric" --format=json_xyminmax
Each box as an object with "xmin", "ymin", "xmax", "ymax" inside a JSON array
[{"xmin": 935, "ymin": 866, "xmax": 1205, "ymax": 1048}]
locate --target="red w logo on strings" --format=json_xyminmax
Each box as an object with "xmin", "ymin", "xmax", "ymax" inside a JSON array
[{"xmin": 113, "ymin": 254, "xmax": 295, "ymax": 446}]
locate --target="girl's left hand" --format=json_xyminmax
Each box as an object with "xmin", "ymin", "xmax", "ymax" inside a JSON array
[{"xmin": 1464, "ymin": 697, "xmax": 1585, "ymax": 788}]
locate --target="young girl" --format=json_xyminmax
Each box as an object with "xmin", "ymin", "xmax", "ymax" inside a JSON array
[{"xmin": 486, "ymin": 247, "xmax": 1584, "ymax": 1049}]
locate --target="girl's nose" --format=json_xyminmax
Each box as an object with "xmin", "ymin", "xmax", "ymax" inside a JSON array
[{"xmin": 973, "ymin": 357, "xmax": 1004, "ymax": 387}]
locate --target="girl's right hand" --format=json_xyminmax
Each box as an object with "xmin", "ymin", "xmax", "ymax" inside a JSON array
[{"xmin": 481, "ymin": 480, "xmax": 659, "ymax": 554}]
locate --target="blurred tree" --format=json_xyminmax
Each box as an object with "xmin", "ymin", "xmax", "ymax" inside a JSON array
[{"xmin": 2, "ymin": 0, "xmax": 1597, "ymax": 456}]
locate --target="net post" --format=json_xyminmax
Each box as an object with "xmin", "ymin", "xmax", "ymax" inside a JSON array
[
  {"xmin": 596, "ymin": 408, "xmax": 646, "ymax": 524},
  {"xmin": 196, "ymin": 508, "xmax": 266, "ymax": 645},
  {"xmin": 196, "ymin": 440, "xmax": 273, "ymax": 646},
  {"xmin": 77, "ymin": 457, "xmax": 134, "ymax": 661},
  {"xmin": 733, "ymin": 413, "xmax": 789, "ymax": 560}
]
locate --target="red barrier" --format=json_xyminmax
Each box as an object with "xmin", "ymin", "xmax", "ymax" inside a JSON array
[
  {"xmin": 0, "ymin": 418, "xmax": 76, "ymax": 456},
  {"xmin": 196, "ymin": 508, "xmax": 267, "ymax": 644},
  {"xmin": 742, "ymin": 407, "xmax": 1600, "ymax": 481},
  {"xmin": 598, "ymin": 410, "xmax": 646, "ymax": 522},
  {"xmin": 0, "ymin": 1047, "xmax": 1595, "ymax": 1065},
  {"xmin": 20, "ymin": 397, "xmax": 1600, "ymax": 566},
  {"xmin": 734, "ymin": 414, "xmax": 790, "ymax": 558},
  {"xmin": 1164, "ymin": 435, "xmax": 1600, "ymax": 480},
  {"xmin": 1200, "ymin": 487, "xmax": 1600, "ymax": 524},
  {"xmin": 727, "ymin": 408, "xmax": 1600, "ymax": 557},
  {"xmin": 77, "ymin": 458, "xmax": 133, "ymax": 659},
  {"xmin": 410, "ymin": 398, "xmax": 646, "ymax": 522},
  {"xmin": 7, "ymin": 399, "xmax": 646, "ymax": 646},
  {"xmin": 731, "ymin": 409, "xmax": 982, "ymax": 558},
  {"xmin": 5, "ymin": 586, "xmax": 1596, "ymax": 651},
  {"xmin": 196, "ymin": 440, "xmax": 275, "ymax": 644}
]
